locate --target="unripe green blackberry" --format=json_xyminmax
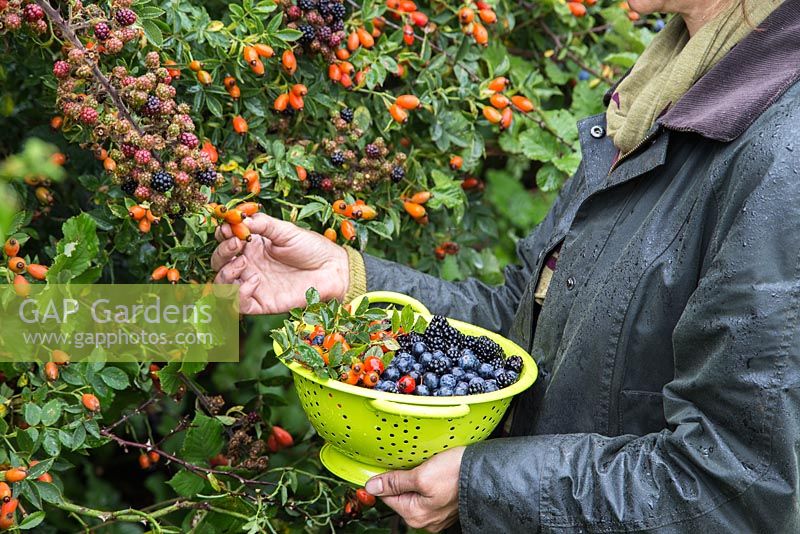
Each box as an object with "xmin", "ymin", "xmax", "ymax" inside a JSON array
[{"xmin": 75, "ymin": 65, "xmax": 93, "ymax": 79}]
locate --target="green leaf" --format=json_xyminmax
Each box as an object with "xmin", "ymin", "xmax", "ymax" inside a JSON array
[
  {"xmin": 141, "ymin": 19, "xmax": 164, "ymax": 47},
  {"xmin": 27, "ymin": 458, "xmax": 53, "ymax": 480},
  {"xmin": 536, "ymin": 164, "xmax": 565, "ymax": 192},
  {"xmin": 100, "ymin": 367, "xmax": 130, "ymax": 390},
  {"xmin": 182, "ymin": 414, "xmax": 224, "ymax": 463},
  {"xmin": 40, "ymin": 399, "xmax": 63, "ymax": 426},
  {"xmin": 168, "ymin": 470, "xmax": 207, "ymax": 497},
  {"xmin": 24, "ymin": 403, "xmax": 41, "ymax": 426},
  {"xmin": 19, "ymin": 510, "xmax": 45, "ymax": 529},
  {"xmin": 47, "ymin": 213, "xmax": 100, "ymax": 283},
  {"xmin": 305, "ymin": 287, "xmax": 320, "ymax": 305}
]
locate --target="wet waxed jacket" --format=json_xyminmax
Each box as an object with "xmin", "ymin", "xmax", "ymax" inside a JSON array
[{"xmin": 362, "ymin": 3, "xmax": 800, "ymax": 532}]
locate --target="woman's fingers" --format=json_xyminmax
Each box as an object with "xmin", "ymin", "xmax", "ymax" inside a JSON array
[{"xmin": 211, "ymin": 237, "xmax": 246, "ymax": 271}]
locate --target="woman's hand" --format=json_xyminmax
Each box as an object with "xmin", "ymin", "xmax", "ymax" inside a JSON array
[
  {"xmin": 211, "ymin": 213, "xmax": 350, "ymax": 314},
  {"xmin": 364, "ymin": 446, "xmax": 464, "ymax": 532}
]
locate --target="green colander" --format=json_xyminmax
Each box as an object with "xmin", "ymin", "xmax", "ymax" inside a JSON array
[{"xmin": 273, "ymin": 291, "xmax": 538, "ymax": 485}]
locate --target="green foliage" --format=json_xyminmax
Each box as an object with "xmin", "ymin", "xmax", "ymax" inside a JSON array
[{"xmin": 0, "ymin": 0, "xmax": 661, "ymax": 530}]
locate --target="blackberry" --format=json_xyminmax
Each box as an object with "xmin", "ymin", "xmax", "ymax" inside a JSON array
[
  {"xmin": 94, "ymin": 22, "xmax": 111, "ymax": 41},
  {"xmin": 398, "ymin": 332, "xmax": 423, "ymax": 352},
  {"xmin": 365, "ymin": 143, "xmax": 380, "ymax": 158},
  {"xmin": 424, "ymin": 315, "xmax": 463, "ymax": 351},
  {"xmin": 79, "ymin": 107, "xmax": 98, "ymax": 125},
  {"xmin": 340, "ymin": 107, "xmax": 353, "ymax": 123},
  {"xmin": 307, "ymin": 172, "xmax": 323, "ymax": 189},
  {"xmin": 115, "ymin": 8, "xmax": 137, "ymax": 26},
  {"xmin": 141, "ymin": 95, "xmax": 161, "ymax": 116},
  {"xmin": 195, "ymin": 169, "xmax": 217, "ymax": 186},
  {"xmin": 376, "ymin": 380, "xmax": 399, "ymax": 393},
  {"xmin": 318, "ymin": 1, "xmax": 333, "ymax": 17},
  {"xmin": 330, "ymin": 2, "xmax": 346, "ymax": 20},
  {"xmin": 487, "ymin": 355, "xmax": 505, "ymax": 370},
  {"xmin": 390, "ymin": 165, "xmax": 405, "ymax": 183},
  {"xmin": 317, "ymin": 25, "xmax": 332, "ymax": 43},
  {"xmin": 151, "ymin": 170, "xmax": 174, "ymax": 193},
  {"xmin": 496, "ymin": 371, "xmax": 518, "ymax": 389},
  {"xmin": 468, "ymin": 378, "xmax": 486, "ymax": 395},
  {"xmin": 332, "ymin": 20, "xmax": 344, "ymax": 32},
  {"xmin": 429, "ymin": 355, "xmax": 451, "ymax": 375},
  {"xmin": 297, "ymin": 0, "xmax": 317, "ymax": 11},
  {"xmin": 505, "ymin": 355, "xmax": 523, "ymax": 374},
  {"xmin": 330, "ymin": 151, "xmax": 345, "ymax": 167},
  {"xmin": 298, "ymin": 24, "xmax": 316, "ymax": 44},
  {"xmin": 121, "ymin": 179, "xmax": 138, "ymax": 196},
  {"xmin": 471, "ymin": 335, "xmax": 502, "ymax": 362}
]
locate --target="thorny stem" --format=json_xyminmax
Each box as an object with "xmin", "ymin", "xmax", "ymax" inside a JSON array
[
  {"xmin": 99, "ymin": 428, "xmax": 276, "ymax": 487},
  {"xmin": 103, "ymin": 395, "xmax": 159, "ymax": 432},
  {"xmin": 34, "ymin": 0, "xmax": 147, "ymax": 137}
]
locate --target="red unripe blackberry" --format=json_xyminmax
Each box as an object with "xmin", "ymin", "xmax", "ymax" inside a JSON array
[
  {"xmin": 329, "ymin": 32, "xmax": 342, "ymax": 47},
  {"xmin": 79, "ymin": 107, "xmax": 98, "ymax": 125},
  {"xmin": 53, "ymin": 60, "xmax": 70, "ymax": 78},
  {"xmin": 105, "ymin": 37, "xmax": 123, "ymax": 54},
  {"xmin": 134, "ymin": 149, "xmax": 152, "ymax": 165},
  {"xmin": 134, "ymin": 185, "xmax": 151, "ymax": 199},
  {"xmin": 286, "ymin": 5, "xmax": 301, "ymax": 19},
  {"xmin": 320, "ymin": 177, "xmax": 333, "ymax": 190},
  {"xmin": 94, "ymin": 21, "xmax": 111, "ymax": 40},
  {"xmin": 4, "ymin": 13, "xmax": 21, "ymax": 30},
  {"xmin": 120, "ymin": 143, "xmax": 136, "ymax": 158},
  {"xmin": 115, "ymin": 8, "xmax": 137, "ymax": 26},
  {"xmin": 175, "ymin": 171, "xmax": 191, "ymax": 187},
  {"xmin": 22, "ymin": 3, "xmax": 44, "ymax": 22},
  {"xmin": 0, "ymin": 0, "xmax": 8, "ymax": 11},
  {"xmin": 178, "ymin": 132, "xmax": 199, "ymax": 148}
]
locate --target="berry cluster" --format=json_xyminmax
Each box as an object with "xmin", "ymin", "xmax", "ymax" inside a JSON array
[
  {"xmin": 50, "ymin": 2, "xmax": 219, "ymax": 218},
  {"xmin": 372, "ymin": 316, "xmax": 523, "ymax": 396},
  {"xmin": 313, "ymin": 134, "xmax": 407, "ymax": 193},
  {"xmin": 457, "ymin": 0, "xmax": 497, "ymax": 46},
  {"xmin": 282, "ymin": 0, "xmax": 348, "ymax": 63},
  {"xmin": 481, "ymin": 76, "xmax": 535, "ymax": 131},
  {"xmin": 0, "ymin": 0, "xmax": 49, "ymax": 35}
]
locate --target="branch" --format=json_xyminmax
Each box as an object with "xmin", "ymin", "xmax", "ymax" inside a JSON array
[
  {"xmin": 34, "ymin": 0, "xmax": 147, "ymax": 137},
  {"xmin": 536, "ymin": 19, "xmax": 613, "ymax": 85},
  {"xmin": 99, "ymin": 429, "xmax": 276, "ymax": 487},
  {"xmin": 103, "ymin": 395, "xmax": 159, "ymax": 433}
]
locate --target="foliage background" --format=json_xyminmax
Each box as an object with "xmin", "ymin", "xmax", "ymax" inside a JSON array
[{"xmin": 0, "ymin": 0, "xmax": 659, "ymax": 531}]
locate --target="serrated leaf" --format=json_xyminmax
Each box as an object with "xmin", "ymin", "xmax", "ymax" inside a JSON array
[
  {"xmin": 141, "ymin": 20, "xmax": 164, "ymax": 47},
  {"xmin": 168, "ymin": 470, "xmax": 207, "ymax": 497},
  {"xmin": 182, "ymin": 414, "xmax": 224, "ymax": 463}
]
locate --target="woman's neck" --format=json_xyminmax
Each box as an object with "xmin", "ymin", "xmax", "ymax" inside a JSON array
[{"xmin": 680, "ymin": 0, "xmax": 733, "ymax": 36}]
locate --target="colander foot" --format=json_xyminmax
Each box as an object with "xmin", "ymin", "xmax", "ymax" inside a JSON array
[{"xmin": 320, "ymin": 443, "xmax": 397, "ymax": 486}]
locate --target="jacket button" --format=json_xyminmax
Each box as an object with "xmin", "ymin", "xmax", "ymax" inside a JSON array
[
  {"xmin": 566, "ymin": 276, "xmax": 576, "ymax": 290},
  {"xmin": 590, "ymin": 126, "xmax": 605, "ymax": 139}
]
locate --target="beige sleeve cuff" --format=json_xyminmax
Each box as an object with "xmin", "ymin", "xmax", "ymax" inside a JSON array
[{"xmin": 343, "ymin": 246, "xmax": 367, "ymax": 304}]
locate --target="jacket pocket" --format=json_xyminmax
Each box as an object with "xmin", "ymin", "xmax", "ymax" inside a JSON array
[{"xmin": 618, "ymin": 390, "xmax": 667, "ymax": 436}]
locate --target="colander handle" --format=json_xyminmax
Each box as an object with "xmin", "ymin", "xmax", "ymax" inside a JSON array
[
  {"xmin": 348, "ymin": 291, "xmax": 431, "ymax": 317},
  {"xmin": 368, "ymin": 398, "xmax": 470, "ymax": 419}
]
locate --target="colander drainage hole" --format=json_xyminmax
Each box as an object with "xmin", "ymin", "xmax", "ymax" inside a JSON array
[
  {"xmin": 389, "ymin": 433, "xmax": 395, "ymax": 438},
  {"xmin": 403, "ymin": 419, "xmax": 409, "ymax": 423},
  {"xmin": 422, "ymin": 449, "xmax": 429, "ymax": 454},
  {"xmin": 387, "ymin": 453, "xmax": 393, "ymax": 456},
  {"xmin": 328, "ymin": 393, "xmax": 333, "ymax": 398},
  {"xmin": 379, "ymin": 446, "xmax": 384, "ymax": 450},
  {"xmin": 342, "ymin": 414, "xmax": 348, "ymax": 419},
  {"xmin": 391, "ymin": 442, "xmax": 396, "ymax": 447},
  {"xmin": 381, "ymin": 418, "xmax": 387, "ymax": 422},
  {"xmin": 376, "ymin": 437, "xmax": 381, "ymax": 441},
  {"xmin": 403, "ymin": 439, "xmax": 409, "ymax": 444},
  {"xmin": 346, "ymin": 425, "xmax": 351, "ymax": 430},
  {"xmin": 450, "ymin": 436, "xmax": 455, "ymax": 440},
  {"xmin": 411, "ymin": 445, "xmax": 417, "ymax": 449},
  {"xmin": 376, "ymin": 426, "xmax": 381, "ymax": 431},
  {"xmin": 443, "ymin": 445, "xmax": 449, "ymax": 449},
  {"xmin": 449, "ymin": 426, "xmax": 455, "ymax": 431},
  {"xmin": 337, "ymin": 403, "xmax": 342, "ymax": 409},
  {"xmin": 345, "ymin": 434, "xmax": 350, "ymax": 438},
  {"xmin": 403, "ymin": 429, "xmax": 408, "ymax": 434},
  {"xmin": 415, "ymin": 426, "xmax": 421, "ymax": 430},
  {"xmin": 393, "ymin": 423, "xmax": 399, "ymax": 428}
]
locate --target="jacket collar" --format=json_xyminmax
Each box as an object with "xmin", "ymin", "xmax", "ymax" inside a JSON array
[{"xmin": 658, "ymin": 0, "xmax": 800, "ymax": 142}]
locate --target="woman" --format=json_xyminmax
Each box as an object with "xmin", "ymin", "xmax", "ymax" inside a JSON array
[{"xmin": 213, "ymin": 0, "xmax": 800, "ymax": 531}]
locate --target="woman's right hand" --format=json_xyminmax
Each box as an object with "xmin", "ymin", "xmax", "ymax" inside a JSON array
[{"xmin": 211, "ymin": 213, "xmax": 350, "ymax": 315}]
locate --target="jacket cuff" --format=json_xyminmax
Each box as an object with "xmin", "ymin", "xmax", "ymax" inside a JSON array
[
  {"xmin": 459, "ymin": 438, "xmax": 546, "ymax": 533},
  {"xmin": 342, "ymin": 246, "xmax": 367, "ymax": 304}
]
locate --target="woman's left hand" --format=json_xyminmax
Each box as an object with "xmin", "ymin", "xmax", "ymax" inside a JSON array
[{"xmin": 364, "ymin": 446, "xmax": 465, "ymax": 532}]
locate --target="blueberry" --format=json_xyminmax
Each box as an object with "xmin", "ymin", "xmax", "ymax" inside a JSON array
[
  {"xmin": 451, "ymin": 367, "xmax": 465, "ymax": 380},
  {"xmin": 422, "ymin": 372, "xmax": 439, "ymax": 390},
  {"xmin": 463, "ymin": 372, "xmax": 477, "ymax": 382},
  {"xmin": 396, "ymin": 355, "xmax": 415, "ymax": 374},
  {"xmin": 419, "ymin": 352, "xmax": 434, "ymax": 369},
  {"xmin": 458, "ymin": 353, "xmax": 480, "ymax": 371},
  {"xmin": 432, "ymin": 350, "xmax": 445, "ymax": 360},
  {"xmin": 578, "ymin": 69, "xmax": 590, "ymax": 81},
  {"xmin": 377, "ymin": 380, "xmax": 399, "ymax": 393},
  {"xmin": 434, "ymin": 387, "xmax": 454, "ymax": 397},
  {"xmin": 478, "ymin": 363, "xmax": 495, "ymax": 379},
  {"xmin": 415, "ymin": 385, "xmax": 431, "ymax": 396},
  {"xmin": 311, "ymin": 334, "xmax": 324, "ymax": 345},
  {"xmin": 382, "ymin": 366, "xmax": 400, "ymax": 381},
  {"xmin": 412, "ymin": 362, "xmax": 424, "ymax": 374},
  {"xmin": 457, "ymin": 381, "xmax": 468, "ymax": 390},
  {"xmin": 493, "ymin": 368, "xmax": 506, "ymax": 380},
  {"xmin": 408, "ymin": 371, "xmax": 421, "ymax": 382},
  {"xmin": 412, "ymin": 342, "xmax": 427, "ymax": 356},
  {"xmin": 654, "ymin": 19, "xmax": 666, "ymax": 32},
  {"xmin": 439, "ymin": 374, "xmax": 457, "ymax": 389},
  {"xmin": 454, "ymin": 384, "xmax": 469, "ymax": 396},
  {"xmin": 484, "ymin": 379, "xmax": 499, "ymax": 393}
]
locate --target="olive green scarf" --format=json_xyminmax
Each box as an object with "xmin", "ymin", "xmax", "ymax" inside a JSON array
[{"xmin": 606, "ymin": 1, "xmax": 782, "ymax": 155}]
